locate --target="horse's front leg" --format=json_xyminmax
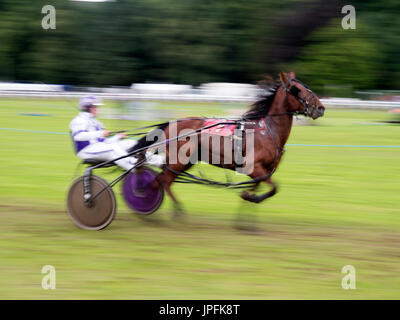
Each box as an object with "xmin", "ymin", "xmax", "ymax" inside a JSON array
[{"xmin": 241, "ymin": 176, "xmax": 278, "ymax": 204}]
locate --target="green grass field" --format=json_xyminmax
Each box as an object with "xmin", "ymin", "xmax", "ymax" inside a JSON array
[{"xmin": 0, "ymin": 98, "xmax": 399, "ymax": 299}]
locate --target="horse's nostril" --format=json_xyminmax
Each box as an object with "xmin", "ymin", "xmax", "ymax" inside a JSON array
[{"xmin": 318, "ymin": 106, "xmax": 325, "ymax": 114}]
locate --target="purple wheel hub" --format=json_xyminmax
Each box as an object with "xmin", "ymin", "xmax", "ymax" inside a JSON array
[{"xmin": 122, "ymin": 167, "xmax": 164, "ymax": 215}]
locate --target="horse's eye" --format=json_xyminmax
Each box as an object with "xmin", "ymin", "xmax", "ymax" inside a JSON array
[{"xmin": 290, "ymin": 86, "xmax": 300, "ymax": 96}]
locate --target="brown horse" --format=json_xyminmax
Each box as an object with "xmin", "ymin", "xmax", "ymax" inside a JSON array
[{"xmin": 131, "ymin": 71, "xmax": 325, "ymax": 214}]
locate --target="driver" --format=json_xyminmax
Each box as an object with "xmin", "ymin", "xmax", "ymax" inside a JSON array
[{"xmin": 69, "ymin": 96, "xmax": 164, "ymax": 171}]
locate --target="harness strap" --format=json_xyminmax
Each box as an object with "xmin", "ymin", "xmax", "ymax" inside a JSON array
[{"xmin": 165, "ymin": 165, "xmax": 273, "ymax": 189}]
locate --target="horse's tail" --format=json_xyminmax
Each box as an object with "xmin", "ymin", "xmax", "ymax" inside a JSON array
[{"xmin": 128, "ymin": 121, "xmax": 170, "ymax": 154}]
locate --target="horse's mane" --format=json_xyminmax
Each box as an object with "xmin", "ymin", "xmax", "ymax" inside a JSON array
[{"xmin": 242, "ymin": 77, "xmax": 280, "ymax": 120}]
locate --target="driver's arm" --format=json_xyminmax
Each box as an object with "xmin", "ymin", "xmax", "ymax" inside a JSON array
[{"xmin": 70, "ymin": 119, "xmax": 106, "ymax": 141}]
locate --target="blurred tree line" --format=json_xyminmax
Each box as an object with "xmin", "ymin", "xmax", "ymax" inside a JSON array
[{"xmin": 0, "ymin": 0, "xmax": 399, "ymax": 94}]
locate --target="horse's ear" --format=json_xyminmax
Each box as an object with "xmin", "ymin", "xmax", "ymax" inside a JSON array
[
  {"xmin": 289, "ymin": 71, "xmax": 296, "ymax": 79},
  {"xmin": 279, "ymin": 72, "xmax": 288, "ymax": 84}
]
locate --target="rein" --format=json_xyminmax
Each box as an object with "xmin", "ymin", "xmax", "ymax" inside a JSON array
[{"xmin": 110, "ymin": 117, "xmax": 207, "ymax": 136}]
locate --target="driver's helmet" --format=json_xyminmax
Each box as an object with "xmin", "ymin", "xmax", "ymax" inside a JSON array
[{"xmin": 79, "ymin": 96, "xmax": 104, "ymax": 112}]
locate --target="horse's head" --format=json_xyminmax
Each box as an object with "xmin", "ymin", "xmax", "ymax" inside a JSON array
[{"xmin": 279, "ymin": 71, "xmax": 325, "ymax": 120}]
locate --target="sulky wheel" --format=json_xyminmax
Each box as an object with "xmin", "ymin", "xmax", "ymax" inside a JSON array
[
  {"xmin": 67, "ymin": 175, "xmax": 116, "ymax": 230},
  {"xmin": 122, "ymin": 166, "xmax": 164, "ymax": 215}
]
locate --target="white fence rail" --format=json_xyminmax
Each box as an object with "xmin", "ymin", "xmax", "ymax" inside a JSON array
[{"xmin": 0, "ymin": 90, "xmax": 399, "ymax": 110}]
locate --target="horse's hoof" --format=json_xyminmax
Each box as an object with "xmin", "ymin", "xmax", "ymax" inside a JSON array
[
  {"xmin": 241, "ymin": 191, "xmax": 256, "ymax": 202},
  {"xmin": 234, "ymin": 214, "xmax": 261, "ymax": 234},
  {"xmin": 172, "ymin": 204, "xmax": 185, "ymax": 221},
  {"xmin": 241, "ymin": 191, "xmax": 251, "ymax": 201},
  {"xmin": 172, "ymin": 212, "xmax": 186, "ymax": 223},
  {"xmin": 241, "ymin": 191, "xmax": 263, "ymax": 203},
  {"xmin": 234, "ymin": 223, "xmax": 260, "ymax": 233}
]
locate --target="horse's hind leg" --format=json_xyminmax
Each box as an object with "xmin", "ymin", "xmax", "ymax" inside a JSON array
[{"xmin": 156, "ymin": 167, "xmax": 186, "ymax": 218}]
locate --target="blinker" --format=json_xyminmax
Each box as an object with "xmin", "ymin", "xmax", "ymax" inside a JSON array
[{"xmin": 289, "ymin": 86, "xmax": 300, "ymax": 96}]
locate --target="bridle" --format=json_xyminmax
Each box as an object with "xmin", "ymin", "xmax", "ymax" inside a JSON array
[
  {"xmin": 281, "ymin": 78, "xmax": 319, "ymax": 117},
  {"xmin": 260, "ymin": 77, "xmax": 320, "ymax": 170}
]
